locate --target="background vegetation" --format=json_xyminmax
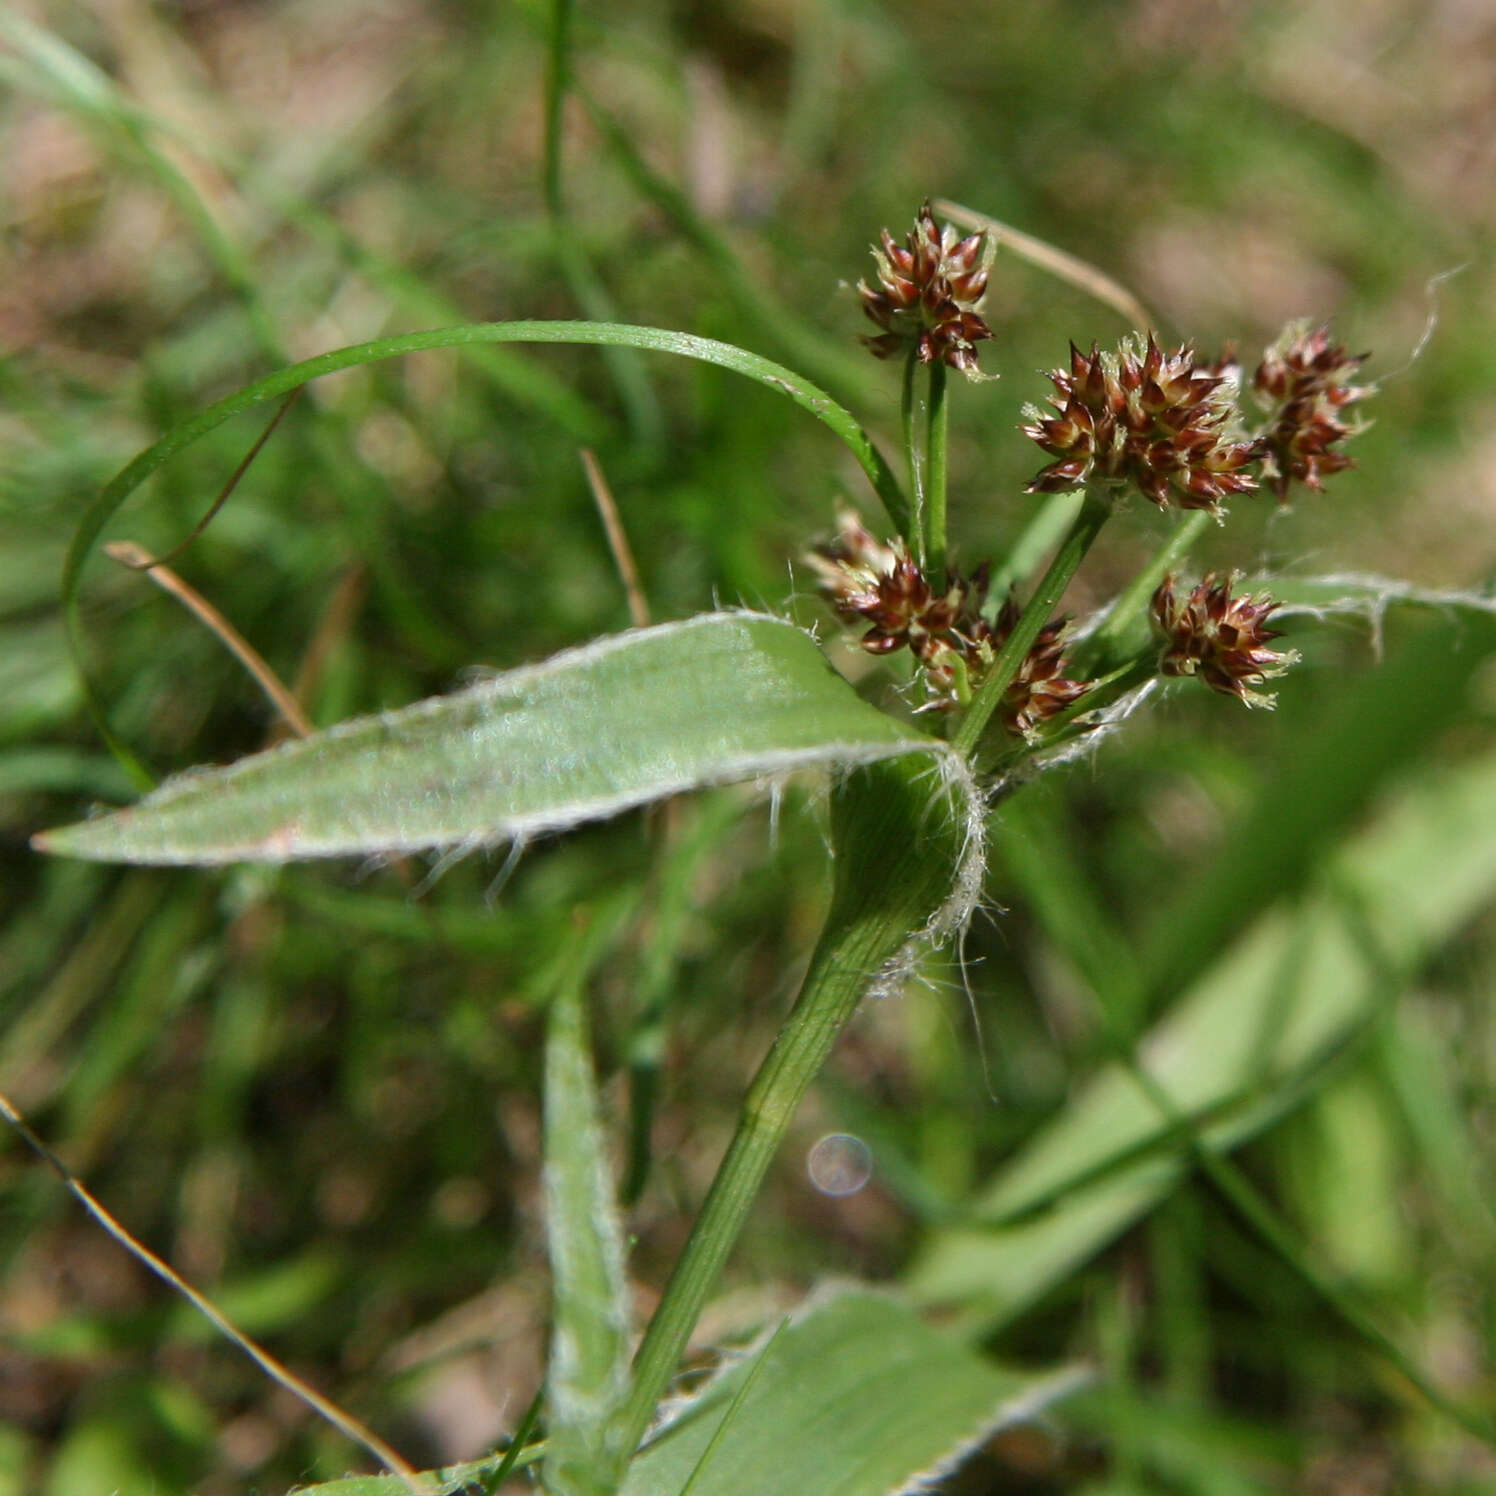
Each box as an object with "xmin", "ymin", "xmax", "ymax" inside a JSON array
[{"xmin": 3, "ymin": 0, "xmax": 1496, "ymax": 1491}]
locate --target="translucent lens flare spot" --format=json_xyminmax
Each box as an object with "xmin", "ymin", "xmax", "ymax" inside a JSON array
[{"xmin": 806, "ymin": 1132, "xmax": 873, "ymax": 1197}]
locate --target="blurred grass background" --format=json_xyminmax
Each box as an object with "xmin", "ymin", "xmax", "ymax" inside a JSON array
[{"xmin": 2, "ymin": 0, "xmax": 1496, "ymax": 1491}]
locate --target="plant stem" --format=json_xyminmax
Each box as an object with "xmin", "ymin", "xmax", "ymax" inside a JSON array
[
  {"xmin": 988, "ymin": 490, "xmax": 1084, "ymax": 601},
  {"xmin": 901, "ymin": 348, "xmax": 926, "ymax": 564},
  {"xmin": 1082, "ymin": 508, "xmax": 1212, "ymax": 671},
  {"xmin": 926, "ymin": 361, "xmax": 949, "ymax": 587},
  {"xmin": 617, "ymin": 755, "xmax": 967, "ymax": 1456},
  {"xmin": 954, "ymin": 489, "xmax": 1112, "ymax": 764}
]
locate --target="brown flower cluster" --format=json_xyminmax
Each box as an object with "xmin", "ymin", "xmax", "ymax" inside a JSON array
[
  {"xmin": 1023, "ymin": 336, "xmax": 1258, "ymax": 514},
  {"xmin": 1151, "ymin": 572, "xmax": 1298, "ymax": 708},
  {"xmin": 808, "ymin": 511, "xmax": 1090, "ymax": 735},
  {"xmin": 980, "ymin": 595, "xmax": 1095, "ymax": 741},
  {"xmin": 1252, "ymin": 321, "xmax": 1370, "ymax": 501},
  {"xmin": 859, "ymin": 201, "xmax": 993, "ymax": 375}
]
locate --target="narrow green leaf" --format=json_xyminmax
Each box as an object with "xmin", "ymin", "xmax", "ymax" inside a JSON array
[
  {"xmin": 543, "ymin": 979, "xmax": 632, "ymax": 1496},
  {"xmin": 55, "ymin": 318, "xmax": 906, "ymax": 780},
  {"xmin": 620, "ymin": 1292, "xmax": 1087, "ymax": 1496},
  {"xmin": 908, "ymin": 745, "xmax": 1496, "ymax": 1331},
  {"xmin": 35, "ymin": 614, "xmax": 940, "ymax": 865}
]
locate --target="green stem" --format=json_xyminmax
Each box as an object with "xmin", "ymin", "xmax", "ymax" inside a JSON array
[
  {"xmin": 954, "ymin": 489, "xmax": 1112, "ymax": 764},
  {"xmin": 618, "ymin": 755, "xmax": 968, "ymax": 1455},
  {"xmin": 901, "ymin": 349, "xmax": 926, "ymax": 564},
  {"xmin": 926, "ymin": 361, "xmax": 949, "ymax": 588},
  {"xmin": 1082, "ymin": 508, "xmax": 1212, "ymax": 672}
]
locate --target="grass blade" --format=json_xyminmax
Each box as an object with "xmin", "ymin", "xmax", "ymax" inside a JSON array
[
  {"xmin": 909, "ymin": 743, "xmax": 1496, "ymax": 1328},
  {"xmin": 57, "ymin": 318, "xmax": 908, "ymax": 782}
]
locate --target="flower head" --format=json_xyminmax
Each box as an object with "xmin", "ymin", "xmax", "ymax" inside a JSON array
[
  {"xmin": 1252, "ymin": 321, "xmax": 1371, "ymax": 502},
  {"xmin": 859, "ymin": 201, "xmax": 993, "ymax": 376},
  {"xmin": 1151, "ymin": 572, "xmax": 1298, "ymax": 708},
  {"xmin": 809, "ymin": 510, "xmax": 1090, "ymax": 733},
  {"xmin": 978, "ymin": 596, "xmax": 1094, "ymax": 741},
  {"xmin": 1022, "ymin": 335, "xmax": 1258, "ymax": 515},
  {"xmin": 805, "ymin": 509, "xmax": 963, "ymax": 658}
]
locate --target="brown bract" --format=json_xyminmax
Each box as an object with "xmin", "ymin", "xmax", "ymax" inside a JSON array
[
  {"xmin": 809, "ymin": 511, "xmax": 1090, "ymax": 735},
  {"xmin": 1023, "ymin": 335, "xmax": 1258, "ymax": 515},
  {"xmin": 1152, "ymin": 571, "xmax": 1298, "ymax": 708},
  {"xmin": 858, "ymin": 201, "xmax": 993, "ymax": 375},
  {"xmin": 1253, "ymin": 321, "xmax": 1371, "ymax": 502}
]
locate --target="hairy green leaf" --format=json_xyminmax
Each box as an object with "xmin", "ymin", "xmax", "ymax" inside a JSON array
[
  {"xmin": 543, "ymin": 979, "xmax": 632, "ymax": 1496},
  {"xmin": 620, "ymin": 1291, "xmax": 1086, "ymax": 1496},
  {"xmin": 34, "ymin": 614, "xmax": 941, "ymax": 865}
]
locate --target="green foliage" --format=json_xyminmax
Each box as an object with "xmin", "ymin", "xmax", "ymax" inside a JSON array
[
  {"xmin": 36, "ymin": 613, "xmax": 940, "ymax": 863},
  {"xmin": 621, "ymin": 1292, "xmax": 1084, "ymax": 1496},
  {"xmin": 910, "ymin": 737, "xmax": 1496, "ymax": 1330},
  {"xmin": 4, "ymin": 2, "xmax": 1496, "ymax": 1494},
  {"xmin": 542, "ymin": 978, "xmax": 633, "ymax": 1495}
]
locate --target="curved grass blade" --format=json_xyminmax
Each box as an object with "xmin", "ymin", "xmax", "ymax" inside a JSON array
[
  {"xmin": 59, "ymin": 319, "xmax": 908, "ymax": 783},
  {"xmin": 34, "ymin": 613, "xmax": 941, "ymax": 865},
  {"xmin": 576, "ymin": 87, "xmax": 879, "ymax": 406}
]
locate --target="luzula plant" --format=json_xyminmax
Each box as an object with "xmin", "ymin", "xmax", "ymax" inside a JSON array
[{"xmin": 33, "ymin": 202, "xmax": 1371, "ymax": 1492}]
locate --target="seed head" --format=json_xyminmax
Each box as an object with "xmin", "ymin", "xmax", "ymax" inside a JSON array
[
  {"xmin": 1252, "ymin": 321, "xmax": 1371, "ymax": 502},
  {"xmin": 806, "ymin": 509, "xmax": 963, "ymax": 658},
  {"xmin": 858, "ymin": 201, "xmax": 994, "ymax": 376},
  {"xmin": 1022, "ymin": 335, "xmax": 1258, "ymax": 515},
  {"xmin": 1151, "ymin": 572, "xmax": 1298, "ymax": 708},
  {"xmin": 979, "ymin": 595, "xmax": 1094, "ymax": 741},
  {"xmin": 809, "ymin": 511, "xmax": 1090, "ymax": 732}
]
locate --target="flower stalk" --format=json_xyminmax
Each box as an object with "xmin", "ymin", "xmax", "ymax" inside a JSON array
[
  {"xmin": 624, "ymin": 484, "xmax": 1110, "ymax": 1459},
  {"xmin": 926, "ymin": 360, "xmax": 950, "ymax": 587},
  {"xmin": 953, "ymin": 488, "xmax": 1112, "ymax": 765},
  {"xmin": 618, "ymin": 753, "xmax": 969, "ymax": 1456},
  {"xmin": 623, "ymin": 220, "xmax": 1376, "ymax": 1462},
  {"xmin": 901, "ymin": 347, "xmax": 927, "ymax": 565},
  {"xmin": 1080, "ymin": 508, "xmax": 1214, "ymax": 674}
]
